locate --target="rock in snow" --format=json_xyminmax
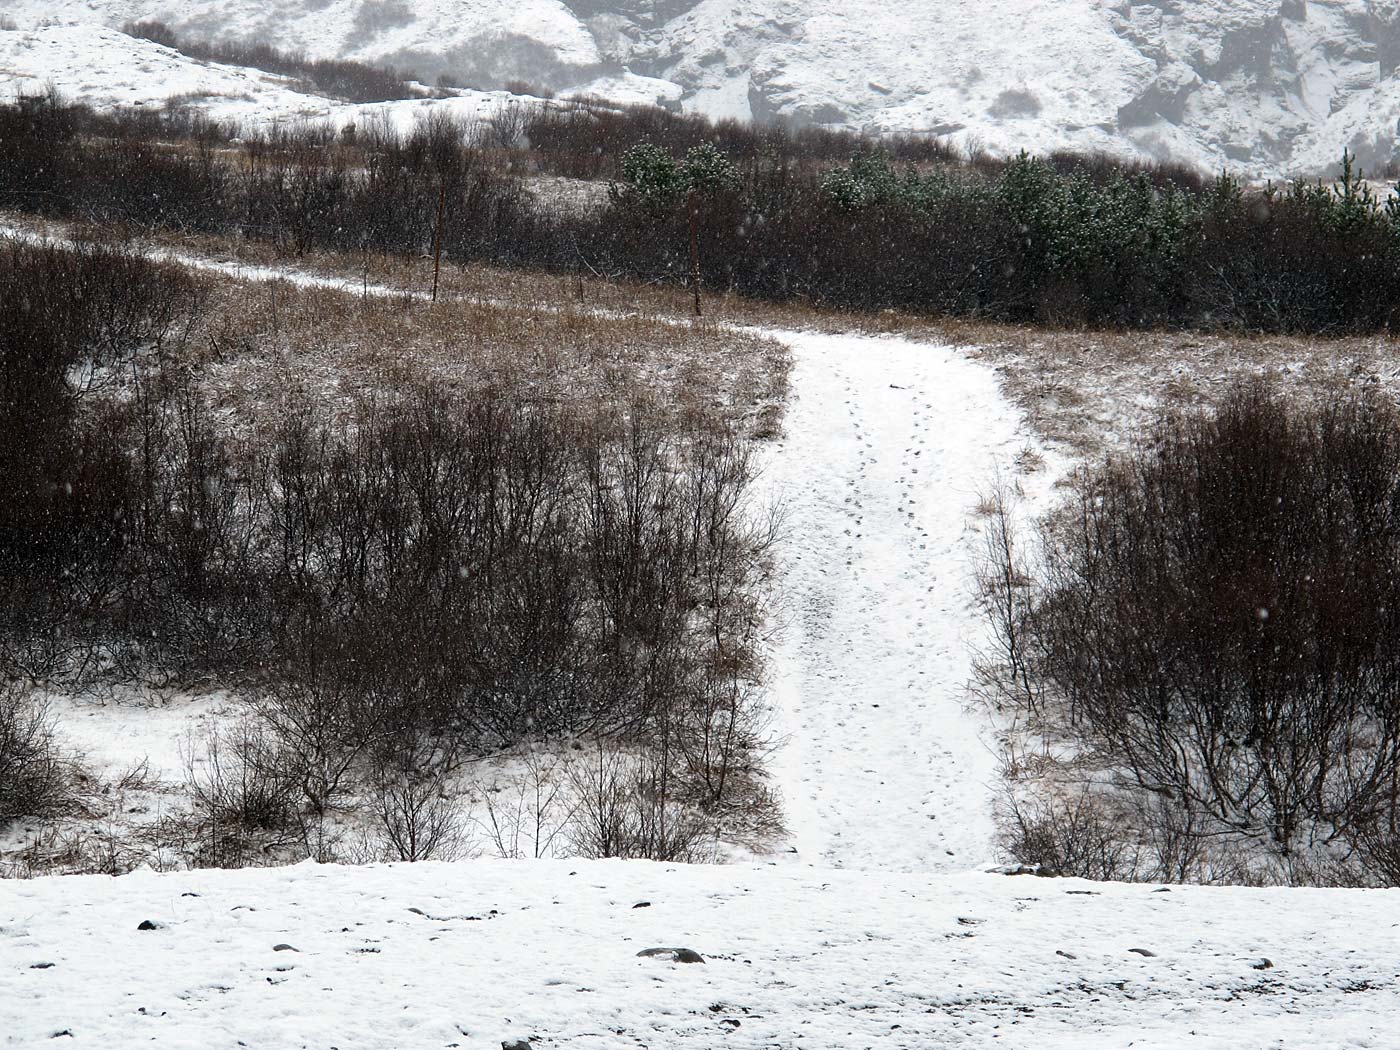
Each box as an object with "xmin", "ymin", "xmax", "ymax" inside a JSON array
[{"xmin": 637, "ymin": 946, "xmax": 707, "ymax": 963}]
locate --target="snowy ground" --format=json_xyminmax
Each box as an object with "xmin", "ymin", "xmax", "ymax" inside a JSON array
[
  {"xmin": 5, "ymin": 858, "xmax": 1399, "ymax": 1049},
  {"xmin": 0, "ymin": 24, "xmax": 519, "ymax": 133},
  {"xmin": 763, "ymin": 333, "xmax": 1031, "ymax": 872}
]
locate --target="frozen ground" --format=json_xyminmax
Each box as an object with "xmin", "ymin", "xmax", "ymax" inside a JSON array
[
  {"xmin": 4, "ymin": 858, "xmax": 1398, "ymax": 1049},
  {"xmin": 763, "ymin": 333, "xmax": 1030, "ymax": 872}
]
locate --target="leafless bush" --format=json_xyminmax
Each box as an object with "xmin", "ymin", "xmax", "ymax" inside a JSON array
[
  {"xmin": 486, "ymin": 100, "xmax": 528, "ymax": 150},
  {"xmin": 183, "ymin": 720, "xmax": 298, "ymax": 867},
  {"xmin": 250, "ymin": 673, "xmax": 389, "ymax": 818},
  {"xmin": 566, "ymin": 742, "xmax": 715, "ymax": 862},
  {"xmin": 0, "ymin": 685, "xmax": 73, "ymax": 824},
  {"xmin": 474, "ymin": 751, "xmax": 575, "ymax": 859},
  {"xmin": 988, "ymin": 383, "xmax": 1400, "ymax": 884},
  {"xmin": 997, "ymin": 790, "xmax": 1147, "ymax": 881},
  {"xmin": 972, "ymin": 481, "xmax": 1041, "ymax": 717},
  {"xmin": 372, "ymin": 762, "xmax": 464, "ymax": 862}
]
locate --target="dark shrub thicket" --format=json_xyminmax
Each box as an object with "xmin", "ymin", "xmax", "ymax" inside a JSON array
[
  {"xmin": 985, "ymin": 384, "xmax": 1400, "ymax": 884},
  {"xmin": 0, "ymin": 688, "xmax": 71, "ymax": 825},
  {"xmin": 4, "ymin": 94, "xmax": 1399, "ymax": 331},
  {"xmin": 519, "ymin": 97, "xmax": 962, "ymax": 180},
  {"xmin": 0, "ymin": 238, "xmax": 203, "ymax": 679},
  {"xmin": 0, "ymin": 237, "xmax": 772, "ymax": 844}
]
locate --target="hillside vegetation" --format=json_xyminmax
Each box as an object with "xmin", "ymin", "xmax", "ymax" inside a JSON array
[
  {"xmin": 4, "ymin": 92, "xmax": 1400, "ymax": 333},
  {"xmin": 0, "ymin": 233, "xmax": 787, "ymax": 874}
]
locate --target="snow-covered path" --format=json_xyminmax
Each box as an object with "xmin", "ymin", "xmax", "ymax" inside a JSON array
[{"xmin": 763, "ymin": 332, "xmax": 1025, "ymax": 873}]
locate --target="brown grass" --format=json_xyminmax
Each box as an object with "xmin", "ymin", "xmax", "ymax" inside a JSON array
[
  {"xmin": 12, "ymin": 208, "xmax": 1398, "ymax": 464},
  {"xmin": 940, "ymin": 320, "xmax": 1400, "ymax": 462},
  {"xmin": 180, "ymin": 258, "xmax": 790, "ymax": 444},
  {"xmin": 0, "ymin": 211, "xmax": 788, "ymax": 439}
]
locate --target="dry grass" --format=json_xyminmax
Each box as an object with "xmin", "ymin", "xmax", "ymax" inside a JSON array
[
  {"xmin": 915, "ymin": 318, "xmax": 1400, "ymax": 464},
  {"xmin": 184, "ymin": 278, "xmax": 789, "ymax": 441},
  {"xmin": 13, "ymin": 208, "xmax": 1399, "ymax": 464},
  {"xmin": 6, "ymin": 210, "xmax": 902, "ymax": 332},
  {"xmin": 0, "ymin": 211, "xmax": 789, "ymax": 441}
]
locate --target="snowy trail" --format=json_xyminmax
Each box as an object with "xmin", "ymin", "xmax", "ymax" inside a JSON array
[{"xmin": 763, "ymin": 332, "xmax": 1026, "ymax": 873}]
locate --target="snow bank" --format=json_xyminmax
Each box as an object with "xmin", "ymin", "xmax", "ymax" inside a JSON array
[{"xmin": 3, "ymin": 858, "xmax": 1396, "ymax": 1048}]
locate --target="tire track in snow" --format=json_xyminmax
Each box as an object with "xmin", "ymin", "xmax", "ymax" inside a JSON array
[{"xmin": 763, "ymin": 332, "xmax": 1027, "ymax": 873}]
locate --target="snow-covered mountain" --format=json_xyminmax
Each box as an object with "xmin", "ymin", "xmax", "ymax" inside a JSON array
[{"xmin": 8, "ymin": 1, "xmax": 1400, "ymax": 176}]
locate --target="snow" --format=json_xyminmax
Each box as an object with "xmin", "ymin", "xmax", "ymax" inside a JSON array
[
  {"xmin": 0, "ymin": 24, "xmax": 514, "ymax": 133},
  {"xmin": 762, "ymin": 333, "xmax": 1027, "ymax": 872},
  {"xmin": 5, "ymin": 857, "xmax": 1399, "ymax": 1048},
  {"xmin": 4, "ymin": 0, "xmax": 600, "ymax": 81},
  {"xmin": 13, "ymin": 3, "xmax": 1400, "ymax": 175},
  {"xmin": 44, "ymin": 691, "xmax": 229, "ymax": 783}
]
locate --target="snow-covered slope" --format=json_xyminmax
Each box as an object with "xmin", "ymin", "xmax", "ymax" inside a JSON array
[
  {"xmin": 0, "ymin": 23, "xmax": 509, "ymax": 131},
  {"xmin": 5, "ymin": 857, "xmax": 1398, "ymax": 1048},
  {"xmin": 12, "ymin": 1, "xmax": 1400, "ymax": 175}
]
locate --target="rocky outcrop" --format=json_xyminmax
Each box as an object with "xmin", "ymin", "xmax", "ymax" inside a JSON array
[{"xmin": 16, "ymin": 0, "xmax": 1400, "ymax": 175}]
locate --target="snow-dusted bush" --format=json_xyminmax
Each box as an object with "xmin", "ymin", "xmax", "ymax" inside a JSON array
[
  {"xmin": 0, "ymin": 686, "xmax": 71, "ymax": 825},
  {"xmin": 987, "ymin": 383, "xmax": 1400, "ymax": 884}
]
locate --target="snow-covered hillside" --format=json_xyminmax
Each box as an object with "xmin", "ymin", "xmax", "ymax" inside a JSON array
[
  {"xmin": 0, "ymin": 23, "xmax": 513, "ymax": 131},
  {"xmin": 12, "ymin": 1, "xmax": 1400, "ymax": 175},
  {"xmin": 5, "ymin": 857, "xmax": 1398, "ymax": 1048}
]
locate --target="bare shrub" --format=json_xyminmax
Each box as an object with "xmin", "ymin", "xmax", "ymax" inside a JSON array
[
  {"xmin": 372, "ymin": 760, "xmax": 464, "ymax": 863},
  {"xmin": 993, "ymin": 383, "xmax": 1400, "ymax": 883},
  {"xmin": 0, "ymin": 238, "xmax": 203, "ymax": 683},
  {"xmin": 250, "ymin": 673, "xmax": 388, "ymax": 818},
  {"xmin": 997, "ymin": 791, "xmax": 1146, "ymax": 881},
  {"xmin": 474, "ymin": 750, "xmax": 575, "ymax": 859},
  {"xmin": 972, "ymin": 481, "xmax": 1041, "ymax": 717},
  {"xmin": 0, "ymin": 686, "xmax": 72, "ymax": 824},
  {"xmin": 183, "ymin": 720, "xmax": 298, "ymax": 867},
  {"xmin": 566, "ymin": 742, "xmax": 715, "ymax": 862},
  {"xmin": 486, "ymin": 100, "xmax": 527, "ymax": 150}
]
